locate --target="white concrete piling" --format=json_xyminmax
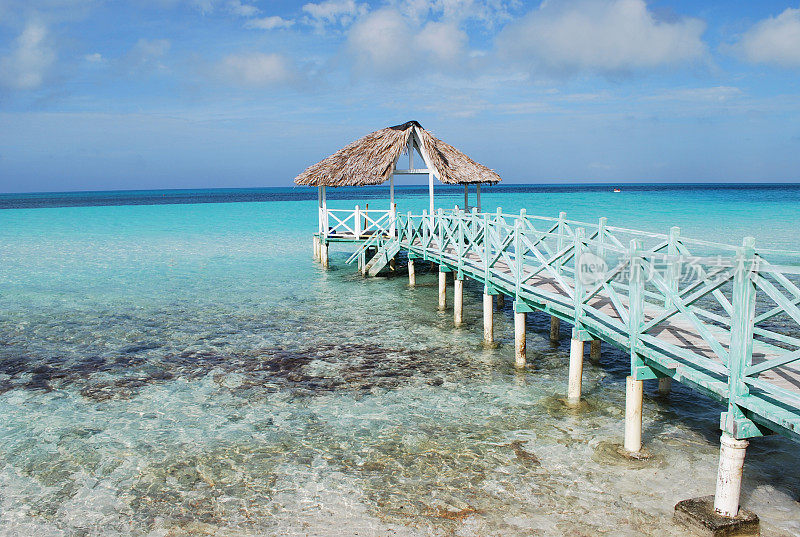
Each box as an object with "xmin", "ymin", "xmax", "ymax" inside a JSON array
[
  {"xmin": 714, "ymin": 433, "xmax": 749, "ymax": 518},
  {"xmin": 624, "ymin": 376, "xmax": 644, "ymax": 453},
  {"xmin": 313, "ymin": 236, "xmax": 319, "ymax": 260},
  {"xmin": 567, "ymin": 338, "xmax": 584, "ymax": 405},
  {"xmin": 514, "ymin": 312, "xmax": 526, "ymax": 368},
  {"xmin": 438, "ymin": 270, "xmax": 447, "ymax": 310},
  {"xmin": 454, "ymin": 278, "xmax": 464, "ymax": 326},
  {"xmin": 408, "ymin": 259, "xmax": 416, "ymax": 286},
  {"xmin": 483, "ymin": 292, "xmax": 493, "ymax": 342},
  {"xmin": 550, "ymin": 316, "xmax": 560, "ymax": 343},
  {"xmin": 320, "ymin": 241, "xmax": 329, "ymax": 268}
]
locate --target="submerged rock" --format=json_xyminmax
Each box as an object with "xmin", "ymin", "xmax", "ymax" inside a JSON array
[{"xmin": 508, "ymin": 440, "xmax": 541, "ymax": 467}]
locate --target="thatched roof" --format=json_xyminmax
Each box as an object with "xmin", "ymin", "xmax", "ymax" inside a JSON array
[{"xmin": 294, "ymin": 121, "xmax": 501, "ymax": 187}]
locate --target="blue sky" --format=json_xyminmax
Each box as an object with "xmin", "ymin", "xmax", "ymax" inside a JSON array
[{"xmin": 1, "ymin": 0, "xmax": 800, "ymax": 192}]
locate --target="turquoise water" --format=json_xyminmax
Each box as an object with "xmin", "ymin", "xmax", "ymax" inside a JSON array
[{"xmin": 1, "ymin": 185, "xmax": 799, "ymax": 536}]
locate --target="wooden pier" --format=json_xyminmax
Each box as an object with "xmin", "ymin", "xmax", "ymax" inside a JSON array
[
  {"xmin": 296, "ymin": 120, "xmax": 796, "ymax": 532},
  {"xmin": 315, "ymin": 205, "xmax": 800, "ymax": 530}
]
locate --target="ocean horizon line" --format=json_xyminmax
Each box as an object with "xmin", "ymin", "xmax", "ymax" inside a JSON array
[
  {"xmin": 3, "ymin": 181, "xmax": 800, "ymax": 211},
  {"xmin": 3, "ymin": 180, "xmax": 800, "ymax": 197}
]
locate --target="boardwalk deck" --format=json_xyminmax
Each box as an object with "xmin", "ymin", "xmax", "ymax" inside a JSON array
[
  {"xmin": 300, "ymin": 121, "xmax": 793, "ymax": 523},
  {"xmin": 320, "ymin": 207, "xmax": 800, "ymax": 443}
]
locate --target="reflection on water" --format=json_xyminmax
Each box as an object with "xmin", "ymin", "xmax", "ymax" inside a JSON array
[{"xmin": 1, "ymin": 194, "xmax": 799, "ymax": 536}]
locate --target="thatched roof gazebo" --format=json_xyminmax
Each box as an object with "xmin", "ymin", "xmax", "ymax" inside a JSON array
[{"xmin": 294, "ymin": 121, "xmax": 501, "ymax": 223}]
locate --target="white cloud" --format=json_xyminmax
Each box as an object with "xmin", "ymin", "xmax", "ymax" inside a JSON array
[
  {"xmin": 646, "ymin": 86, "xmax": 742, "ymax": 103},
  {"xmin": 391, "ymin": 0, "xmax": 515, "ymax": 26},
  {"xmin": 735, "ymin": 7, "xmax": 800, "ymax": 67},
  {"xmin": 0, "ymin": 0, "xmax": 96, "ymax": 24},
  {"xmin": 347, "ymin": 9, "xmax": 467, "ymax": 77},
  {"xmin": 136, "ymin": 0, "xmax": 258, "ymax": 16},
  {"xmin": 245, "ymin": 15, "xmax": 294, "ymax": 30},
  {"xmin": 215, "ymin": 52, "xmax": 297, "ymax": 86},
  {"xmin": 0, "ymin": 21, "xmax": 56, "ymax": 90},
  {"xmin": 132, "ymin": 38, "xmax": 171, "ymax": 58},
  {"xmin": 84, "ymin": 52, "xmax": 104, "ymax": 63},
  {"xmin": 498, "ymin": 0, "xmax": 707, "ymax": 76},
  {"xmin": 417, "ymin": 21, "xmax": 466, "ymax": 63},
  {"xmin": 347, "ymin": 9, "xmax": 411, "ymax": 71},
  {"xmin": 126, "ymin": 38, "xmax": 171, "ymax": 73},
  {"xmin": 226, "ymin": 0, "xmax": 259, "ymax": 17},
  {"xmin": 302, "ymin": 0, "xmax": 367, "ymax": 27}
]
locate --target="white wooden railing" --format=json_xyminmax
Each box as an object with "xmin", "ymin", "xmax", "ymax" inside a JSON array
[{"xmin": 319, "ymin": 207, "xmax": 394, "ymax": 238}]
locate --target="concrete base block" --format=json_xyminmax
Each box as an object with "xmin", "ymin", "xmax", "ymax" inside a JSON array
[{"xmin": 674, "ymin": 496, "xmax": 759, "ymax": 537}]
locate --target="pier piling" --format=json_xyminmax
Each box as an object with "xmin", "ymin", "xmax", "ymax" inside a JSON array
[
  {"xmin": 514, "ymin": 311, "xmax": 526, "ymax": 368},
  {"xmin": 590, "ymin": 339, "xmax": 601, "ymax": 364},
  {"xmin": 673, "ymin": 432, "xmax": 759, "ymax": 535},
  {"xmin": 714, "ymin": 433, "xmax": 749, "ymax": 517},
  {"xmin": 438, "ymin": 270, "xmax": 447, "ymax": 310},
  {"xmin": 483, "ymin": 292, "xmax": 493, "ymax": 342},
  {"xmin": 408, "ymin": 259, "xmax": 416, "ymax": 286},
  {"xmin": 674, "ymin": 433, "xmax": 759, "ymax": 535},
  {"xmin": 497, "ymin": 293, "xmax": 505, "ymax": 308},
  {"xmin": 550, "ymin": 316, "xmax": 560, "ymax": 344},
  {"xmin": 658, "ymin": 377, "xmax": 672, "ymax": 395},
  {"xmin": 624, "ymin": 376, "xmax": 644, "ymax": 453},
  {"xmin": 454, "ymin": 278, "xmax": 464, "ymax": 326},
  {"xmin": 568, "ymin": 336, "xmax": 584, "ymax": 405},
  {"xmin": 321, "ymin": 241, "xmax": 329, "ymax": 268}
]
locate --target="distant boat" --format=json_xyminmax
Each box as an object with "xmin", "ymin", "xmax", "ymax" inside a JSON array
[{"xmin": 613, "ymin": 188, "xmax": 622, "ymax": 193}]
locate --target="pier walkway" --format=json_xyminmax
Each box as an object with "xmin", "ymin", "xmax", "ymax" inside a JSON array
[
  {"xmin": 317, "ymin": 207, "xmax": 800, "ymax": 444},
  {"xmin": 313, "ymin": 205, "xmax": 800, "ymax": 524},
  {"xmin": 297, "ymin": 119, "xmax": 797, "ymax": 529}
]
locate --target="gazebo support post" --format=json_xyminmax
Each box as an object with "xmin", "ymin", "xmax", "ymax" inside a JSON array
[
  {"xmin": 476, "ymin": 184, "xmax": 481, "ymax": 213},
  {"xmin": 390, "ymin": 174, "xmax": 396, "ymax": 237},
  {"xmin": 321, "ymin": 186, "xmax": 327, "ymax": 233},
  {"xmin": 314, "ymin": 186, "xmax": 322, "ymax": 260},
  {"xmin": 428, "ymin": 172, "xmax": 434, "ymax": 230},
  {"xmin": 317, "ymin": 186, "xmax": 322, "ymax": 233},
  {"xmin": 321, "ymin": 186, "xmax": 328, "ymax": 267}
]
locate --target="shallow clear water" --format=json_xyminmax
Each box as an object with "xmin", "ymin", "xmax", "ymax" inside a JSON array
[{"xmin": 1, "ymin": 185, "xmax": 799, "ymax": 536}]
